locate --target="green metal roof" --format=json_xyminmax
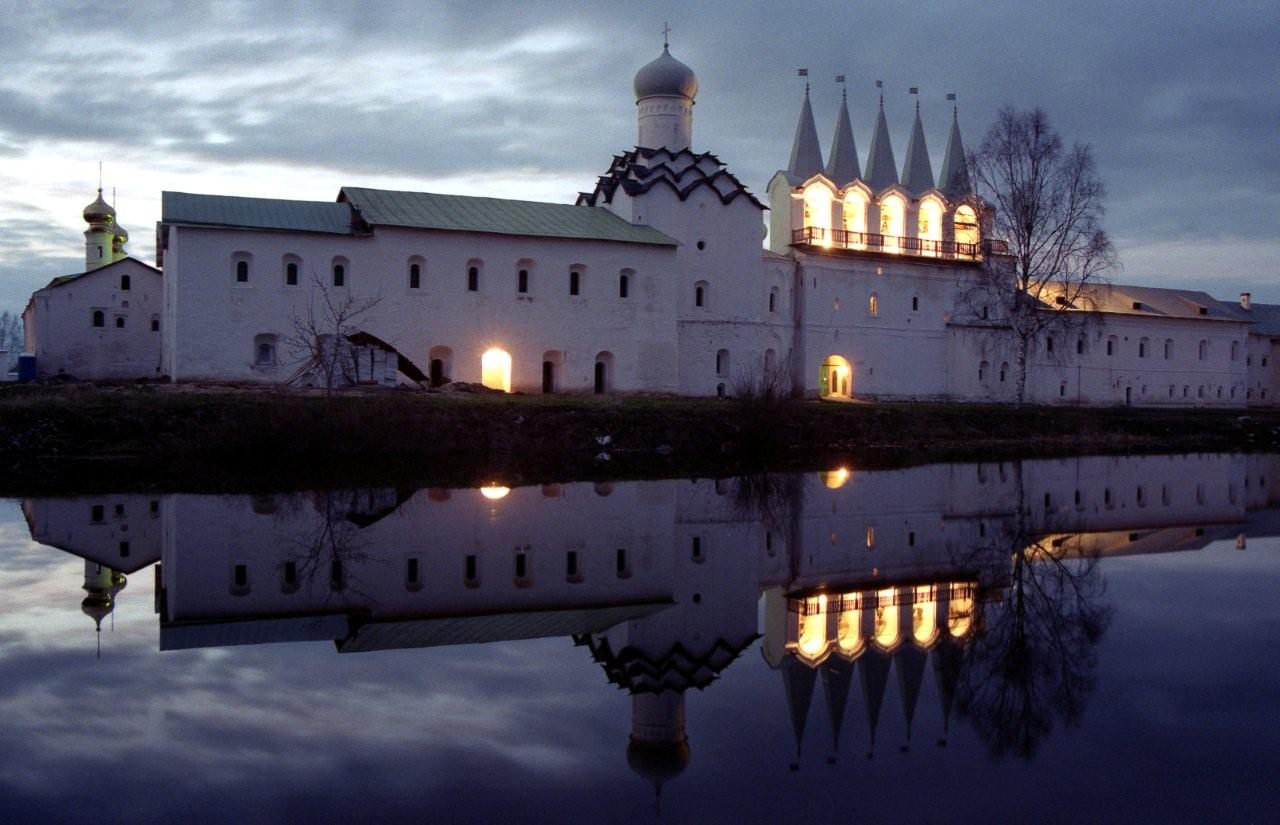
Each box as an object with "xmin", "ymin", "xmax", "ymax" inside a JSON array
[
  {"xmin": 162, "ymin": 191, "xmax": 357, "ymax": 235},
  {"xmin": 339, "ymin": 186, "xmax": 677, "ymax": 246}
]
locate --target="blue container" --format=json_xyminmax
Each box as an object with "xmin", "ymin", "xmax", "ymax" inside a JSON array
[{"xmin": 17, "ymin": 354, "xmax": 36, "ymax": 382}]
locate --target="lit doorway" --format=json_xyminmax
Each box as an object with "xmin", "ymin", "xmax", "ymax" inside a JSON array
[{"xmin": 819, "ymin": 355, "xmax": 852, "ymax": 400}]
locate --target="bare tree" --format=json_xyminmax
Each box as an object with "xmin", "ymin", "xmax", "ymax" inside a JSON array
[
  {"xmin": 962, "ymin": 108, "xmax": 1118, "ymax": 404},
  {"xmin": 283, "ymin": 274, "xmax": 381, "ymax": 394}
]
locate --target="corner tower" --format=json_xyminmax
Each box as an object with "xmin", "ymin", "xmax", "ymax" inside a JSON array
[{"xmin": 633, "ymin": 38, "xmax": 698, "ymax": 151}]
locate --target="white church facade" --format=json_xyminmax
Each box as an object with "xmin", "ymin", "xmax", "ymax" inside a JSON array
[{"xmin": 21, "ymin": 41, "xmax": 1280, "ymax": 407}]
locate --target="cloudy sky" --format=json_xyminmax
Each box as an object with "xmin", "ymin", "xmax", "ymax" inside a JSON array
[{"xmin": 0, "ymin": 0, "xmax": 1276, "ymax": 316}]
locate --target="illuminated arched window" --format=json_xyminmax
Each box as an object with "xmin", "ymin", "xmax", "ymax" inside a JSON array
[
  {"xmin": 912, "ymin": 585, "xmax": 939, "ymax": 647},
  {"xmin": 872, "ymin": 588, "xmax": 900, "ymax": 650},
  {"xmin": 954, "ymin": 204, "xmax": 979, "ymax": 246},
  {"xmin": 879, "ymin": 195, "xmax": 905, "ymax": 250},
  {"xmin": 795, "ymin": 595, "xmax": 831, "ymax": 665},
  {"xmin": 842, "ymin": 189, "xmax": 868, "ymax": 239},
  {"xmin": 918, "ymin": 198, "xmax": 943, "ymax": 254},
  {"xmin": 803, "ymin": 184, "xmax": 833, "ymax": 245}
]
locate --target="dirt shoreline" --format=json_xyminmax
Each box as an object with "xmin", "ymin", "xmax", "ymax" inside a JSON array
[{"xmin": 3, "ymin": 383, "xmax": 1280, "ymax": 495}]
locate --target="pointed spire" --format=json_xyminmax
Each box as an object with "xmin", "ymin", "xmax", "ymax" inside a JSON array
[
  {"xmin": 895, "ymin": 644, "xmax": 928, "ymax": 753},
  {"xmin": 859, "ymin": 649, "xmax": 892, "ymax": 759},
  {"xmin": 900, "ymin": 95, "xmax": 935, "ymax": 194},
  {"xmin": 824, "ymin": 80, "xmax": 860, "ymax": 185},
  {"xmin": 820, "ymin": 657, "xmax": 856, "ymax": 763},
  {"xmin": 864, "ymin": 90, "xmax": 898, "ymax": 191},
  {"xmin": 780, "ymin": 657, "xmax": 817, "ymax": 770},
  {"xmin": 939, "ymin": 97, "xmax": 972, "ymax": 198},
  {"xmin": 786, "ymin": 76, "xmax": 825, "ymax": 180}
]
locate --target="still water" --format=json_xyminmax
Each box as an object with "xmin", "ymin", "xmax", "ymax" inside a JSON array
[{"xmin": 2, "ymin": 454, "xmax": 1279, "ymax": 823}]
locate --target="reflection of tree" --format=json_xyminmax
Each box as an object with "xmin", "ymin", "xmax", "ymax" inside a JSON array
[
  {"xmin": 955, "ymin": 461, "xmax": 1112, "ymax": 760},
  {"xmin": 284, "ymin": 490, "xmax": 382, "ymax": 606}
]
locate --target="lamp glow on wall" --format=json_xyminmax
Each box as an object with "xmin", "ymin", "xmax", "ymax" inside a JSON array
[{"xmin": 481, "ymin": 348, "xmax": 512, "ymax": 393}]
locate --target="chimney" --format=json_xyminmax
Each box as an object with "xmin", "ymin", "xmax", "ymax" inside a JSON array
[{"xmin": 1241, "ymin": 292, "xmax": 1252, "ymax": 310}]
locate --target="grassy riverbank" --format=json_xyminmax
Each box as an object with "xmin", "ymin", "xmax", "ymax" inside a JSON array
[{"xmin": 3, "ymin": 382, "xmax": 1280, "ymax": 495}]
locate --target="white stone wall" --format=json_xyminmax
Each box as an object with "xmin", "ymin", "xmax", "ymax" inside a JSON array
[
  {"xmin": 163, "ymin": 224, "xmax": 680, "ymax": 392},
  {"xmin": 23, "ymin": 258, "xmax": 162, "ymax": 379}
]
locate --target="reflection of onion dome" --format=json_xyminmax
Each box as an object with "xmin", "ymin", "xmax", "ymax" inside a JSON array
[
  {"xmin": 83, "ymin": 188, "xmax": 116, "ymax": 227},
  {"xmin": 633, "ymin": 45, "xmax": 698, "ymax": 101},
  {"xmin": 81, "ymin": 593, "xmax": 114, "ymax": 627},
  {"xmin": 626, "ymin": 738, "xmax": 690, "ymax": 792}
]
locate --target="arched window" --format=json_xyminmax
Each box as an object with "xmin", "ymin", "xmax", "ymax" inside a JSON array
[
  {"xmin": 408, "ymin": 258, "xmax": 423, "ymax": 289},
  {"xmin": 1231, "ymin": 340, "xmax": 1240, "ymax": 361},
  {"xmin": 282, "ymin": 255, "xmax": 301, "ymax": 287},
  {"xmin": 569, "ymin": 265, "xmax": 583, "ymax": 296},
  {"xmin": 541, "ymin": 350, "xmax": 562, "ymax": 394},
  {"xmin": 918, "ymin": 198, "xmax": 944, "ymax": 254},
  {"xmin": 695, "ymin": 281, "xmax": 708, "ymax": 309},
  {"xmin": 1138, "ymin": 337, "xmax": 1149, "ymax": 358},
  {"xmin": 120, "ymin": 274, "xmax": 131, "ymax": 291},
  {"xmin": 1077, "ymin": 336, "xmax": 1086, "ymax": 355},
  {"xmin": 331, "ymin": 257, "xmax": 348, "ymax": 288},
  {"xmin": 253, "ymin": 334, "xmax": 277, "ymax": 367},
  {"xmin": 1164, "ymin": 339, "xmax": 1174, "ymax": 359},
  {"xmin": 150, "ymin": 314, "xmax": 160, "ymax": 332},
  {"xmin": 803, "ymin": 183, "xmax": 833, "ymax": 243},
  {"xmin": 1198, "ymin": 340, "xmax": 1208, "ymax": 360},
  {"xmin": 716, "ymin": 349, "xmax": 729, "ymax": 378},
  {"xmin": 769, "ymin": 286, "xmax": 779, "ymax": 313},
  {"xmin": 999, "ymin": 362, "xmax": 1008, "ymax": 383},
  {"xmin": 879, "ymin": 195, "xmax": 905, "ymax": 249},
  {"xmin": 516, "ymin": 259, "xmax": 533, "ymax": 295},
  {"xmin": 953, "ymin": 204, "xmax": 979, "ymax": 246},
  {"xmin": 618, "ymin": 270, "xmax": 631, "ymax": 299},
  {"xmin": 843, "ymin": 189, "xmax": 868, "ymax": 237},
  {"xmin": 232, "ymin": 251, "xmax": 252, "ymax": 284},
  {"xmin": 114, "ymin": 316, "xmax": 125, "ymax": 329},
  {"xmin": 978, "ymin": 360, "xmax": 988, "ymax": 382},
  {"xmin": 467, "ymin": 260, "xmax": 482, "ymax": 292},
  {"xmin": 1107, "ymin": 336, "xmax": 1117, "ymax": 356},
  {"xmin": 912, "ymin": 295, "xmax": 919, "ymax": 312},
  {"xmin": 91, "ymin": 310, "xmax": 105, "ymax": 328}
]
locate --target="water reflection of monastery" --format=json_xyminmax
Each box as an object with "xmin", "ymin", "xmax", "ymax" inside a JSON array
[{"xmin": 23, "ymin": 454, "xmax": 1280, "ymax": 788}]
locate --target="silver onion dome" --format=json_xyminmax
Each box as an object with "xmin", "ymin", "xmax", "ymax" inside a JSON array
[{"xmin": 633, "ymin": 45, "xmax": 698, "ymax": 101}]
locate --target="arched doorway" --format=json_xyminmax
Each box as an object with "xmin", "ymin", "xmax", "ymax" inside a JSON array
[
  {"xmin": 542, "ymin": 350, "xmax": 563, "ymax": 394},
  {"xmin": 428, "ymin": 345, "xmax": 452, "ymax": 387},
  {"xmin": 819, "ymin": 355, "xmax": 852, "ymax": 400},
  {"xmin": 481, "ymin": 348, "xmax": 512, "ymax": 393},
  {"xmin": 594, "ymin": 352, "xmax": 613, "ymax": 394}
]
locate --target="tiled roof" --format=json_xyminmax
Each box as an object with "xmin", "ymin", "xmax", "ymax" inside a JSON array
[
  {"xmin": 162, "ymin": 191, "xmax": 358, "ymax": 235},
  {"xmin": 340, "ymin": 187, "xmax": 676, "ymax": 246},
  {"xmin": 1216, "ymin": 300, "xmax": 1280, "ymax": 337},
  {"xmin": 1049, "ymin": 282, "xmax": 1247, "ymax": 323}
]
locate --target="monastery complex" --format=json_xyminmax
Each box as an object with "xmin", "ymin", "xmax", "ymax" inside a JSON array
[{"xmin": 21, "ymin": 41, "xmax": 1280, "ymax": 407}]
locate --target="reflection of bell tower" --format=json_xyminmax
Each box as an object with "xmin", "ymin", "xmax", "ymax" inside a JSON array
[
  {"xmin": 626, "ymin": 690, "xmax": 691, "ymax": 807},
  {"xmin": 81, "ymin": 560, "xmax": 126, "ymax": 657}
]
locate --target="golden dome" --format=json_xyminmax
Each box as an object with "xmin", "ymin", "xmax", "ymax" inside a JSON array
[{"xmin": 83, "ymin": 188, "xmax": 116, "ymax": 227}]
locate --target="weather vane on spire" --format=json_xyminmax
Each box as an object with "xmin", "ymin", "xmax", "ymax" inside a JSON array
[{"xmin": 662, "ymin": 21, "xmax": 670, "ymax": 48}]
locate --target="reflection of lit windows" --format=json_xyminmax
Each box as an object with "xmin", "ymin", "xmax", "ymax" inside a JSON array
[{"xmin": 865, "ymin": 526, "xmax": 875, "ymax": 548}]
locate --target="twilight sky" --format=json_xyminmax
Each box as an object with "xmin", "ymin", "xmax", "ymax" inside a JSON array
[{"xmin": 0, "ymin": 0, "xmax": 1276, "ymax": 316}]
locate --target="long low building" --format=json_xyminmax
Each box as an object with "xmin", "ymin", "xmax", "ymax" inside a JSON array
[{"xmin": 21, "ymin": 39, "xmax": 1279, "ymax": 407}]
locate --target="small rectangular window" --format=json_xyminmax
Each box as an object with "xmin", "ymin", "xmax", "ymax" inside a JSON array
[
  {"xmin": 332, "ymin": 264, "xmax": 345, "ymax": 287},
  {"xmin": 284, "ymin": 561, "xmax": 297, "ymax": 586},
  {"xmin": 409, "ymin": 263, "xmax": 421, "ymax": 289},
  {"xmin": 286, "ymin": 262, "xmax": 299, "ymax": 286},
  {"xmin": 233, "ymin": 564, "xmax": 248, "ymax": 587},
  {"xmin": 120, "ymin": 274, "xmax": 131, "ymax": 291},
  {"xmin": 615, "ymin": 548, "xmax": 628, "ymax": 576},
  {"xmin": 406, "ymin": 557, "xmax": 419, "ymax": 585},
  {"xmin": 566, "ymin": 551, "xmax": 579, "ymax": 578},
  {"xmin": 91, "ymin": 310, "xmax": 105, "ymax": 328},
  {"xmin": 119, "ymin": 541, "xmax": 130, "ymax": 558},
  {"xmin": 619, "ymin": 274, "xmax": 629, "ymax": 298},
  {"xmin": 467, "ymin": 267, "xmax": 479, "ymax": 292},
  {"xmin": 150, "ymin": 318, "xmax": 160, "ymax": 332},
  {"xmin": 515, "ymin": 552, "xmax": 527, "ymax": 579},
  {"xmin": 236, "ymin": 261, "xmax": 249, "ymax": 283},
  {"xmin": 518, "ymin": 269, "xmax": 529, "ymax": 294},
  {"xmin": 465, "ymin": 554, "xmax": 478, "ymax": 583},
  {"xmin": 92, "ymin": 504, "xmax": 104, "ymax": 523},
  {"xmin": 569, "ymin": 270, "xmax": 580, "ymax": 296}
]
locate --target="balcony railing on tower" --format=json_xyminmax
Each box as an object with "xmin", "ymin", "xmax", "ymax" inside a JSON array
[{"xmin": 790, "ymin": 226, "xmax": 1008, "ymax": 260}]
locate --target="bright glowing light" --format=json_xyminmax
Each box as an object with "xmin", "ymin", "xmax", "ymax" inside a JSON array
[
  {"xmin": 948, "ymin": 583, "xmax": 975, "ymax": 638},
  {"xmin": 481, "ymin": 348, "xmax": 512, "ymax": 392},
  {"xmin": 836, "ymin": 595, "xmax": 863, "ymax": 657},
  {"xmin": 912, "ymin": 585, "xmax": 939, "ymax": 647},
  {"xmin": 820, "ymin": 355, "xmax": 852, "ymax": 400},
  {"xmin": 954, "ymin": 205, "xmax": 979, "ymax": 246},
  {"xmin": 873, "ymin": 588, "xmax": 900, "ymax": 650},
  {"xmin": 822, "ymin": 467, "xmax": 850, "ymax": 489},
  {"xmin": 795, "ymin": 594, "xmax": 830, "ymax": 664},
  {"xmin": 480, "ymin": 485, "xmax": 510, "ymax": 500}
]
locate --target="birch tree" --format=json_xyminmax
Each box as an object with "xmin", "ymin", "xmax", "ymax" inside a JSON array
[{"xmin": 963, "ymin": 108, "xmax": 1117, "ymax": 404}]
